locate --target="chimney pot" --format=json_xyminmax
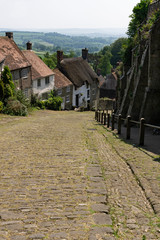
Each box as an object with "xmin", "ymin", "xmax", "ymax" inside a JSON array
[
  {"xmin": 6, "ymin": 32, "xmax": 13, "ymax": 39},
  {"xmin": 82, "ymin": 48, "xmax": 88, "ymax": 60},
  {"xmin": 57, "ymin": 50, "xmax": 63, "ymax": 68},
  {"xmin": 27, "ymin": 41, "xmax": 32, "ymax": 50}
]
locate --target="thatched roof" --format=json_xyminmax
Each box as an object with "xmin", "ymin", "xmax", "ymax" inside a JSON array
[{"xmin": 59, "ymin": 57, "xmax": 99, "ymax": 87}]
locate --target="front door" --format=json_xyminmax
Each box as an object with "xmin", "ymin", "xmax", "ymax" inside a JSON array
[{"xmin": 76, "ymin": 94, "xmax": 79, "ymax": 107}]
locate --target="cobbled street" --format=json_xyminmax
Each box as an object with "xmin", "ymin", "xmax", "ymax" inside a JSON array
[{"xmin": 0, "ymin": 111, "xmax": 160, "ymax": 240}]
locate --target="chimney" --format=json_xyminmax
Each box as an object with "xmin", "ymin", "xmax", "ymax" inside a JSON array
[
  {"xmin": 57, "ymin": 50, "xmax": 63, "ymax": 68},
  {"xmin": 97, "ymin": 68, "xmax": 101, "ymax": 76},
  {"xmin": 6, "ymin": 32, "xmax": 13, "ymax": 39},
  {"xmin": 82, "ymin": 48, "xmax": 88, "ymax": 60},
  {"xmin": 26, "ymin": 41, "xmax": 32, "ymax": 50}
]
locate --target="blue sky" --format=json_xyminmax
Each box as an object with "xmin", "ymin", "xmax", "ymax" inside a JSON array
[{"xmin": 0, "ymin": 0, "xmax": 140, "ymax": 30}]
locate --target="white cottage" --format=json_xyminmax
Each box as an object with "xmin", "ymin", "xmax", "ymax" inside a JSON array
[
  {"xmin": 57, "ymin": 49, "xmax": 100, "ymax": 109},
  {"xmin": 23, "ymin": 42, "xmax": 54, "ymax": 99}
]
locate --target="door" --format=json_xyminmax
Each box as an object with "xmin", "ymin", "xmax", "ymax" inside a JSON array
[{"xmin": 76, "ymin": 94, "xmax": 79, "ymax": 107}]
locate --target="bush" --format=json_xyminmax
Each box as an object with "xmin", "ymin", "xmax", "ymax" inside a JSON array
[
  {"xmin": 30, "ymin": 94, "xmax": 37, "ymax": 107},
  {"xmin": 4, "ymin": 83, "xmax": 13, "ymax": 99},
  {"xmin": 0, "ymin": 101, "xmax": 3, "ymax": 112},
  {"xmin": 0, "ymin": 80, "xmax": 4, "ymax": 101},
  {"xmin": 45, "ymin": 96, "xmax": 62, "ymax": 110},
  {"xmin": 16, "ymin": 90, "xmax": 30, "ymax": 108},
  {"xmin": 37, "ymin": 100, "xmax": 46, "ymax": 109},
  {"xmin": 45, "ymin": 90, "xmax": 62, "ymax": 110},
  {"xmin": 3, "ymin": 97, "xmax": 28, "ymax": 116}
]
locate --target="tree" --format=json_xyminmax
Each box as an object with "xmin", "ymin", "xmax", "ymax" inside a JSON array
[
  {"xmin": 0, "ymin": 79, "xmax": 4, "ymax": 101},
  {"xmin": 127, "ymin": 0, "xmax": 150, "ymax": 38},
  {"xmin": 1, "ymin": 66, "xmax": 15, "ymax": 100},
  {"xmin": 110, "ymin": 38, "xmax": 128, "ymax": 67},
  {"xmin": 97, "ymin": 51, "xmax": 112, "ymax": 76}
]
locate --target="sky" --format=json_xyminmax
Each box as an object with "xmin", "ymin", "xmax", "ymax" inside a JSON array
[{"xmin": 0, "ymin": 0, "xmax": 140, "ymax": 30}]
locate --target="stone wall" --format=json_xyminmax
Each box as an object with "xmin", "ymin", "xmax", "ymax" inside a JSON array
[{"xmin": 118, "ymin": 17, "xmax": 160, "ymax": 124}]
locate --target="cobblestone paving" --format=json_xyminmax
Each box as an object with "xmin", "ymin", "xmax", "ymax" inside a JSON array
[{"xmin": 0, "ymin": 111, "xmax": 160, "ymax": 240}]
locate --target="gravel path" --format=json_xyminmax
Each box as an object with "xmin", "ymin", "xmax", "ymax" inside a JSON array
[{"xmin": 0, "ymin": 111, "xmax": 159, "ymax": 240}]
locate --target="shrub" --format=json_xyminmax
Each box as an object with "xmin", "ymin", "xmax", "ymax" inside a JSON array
[
  {"xmin": 4, "ymin": 84, "xmax": 13, "ymax": 99},
  {"xmin": 37, "ymin": 100, "xmax": 46, "ymax": 109},
  {"xmin": 30, "ymin": 94, "xmax": 38, "ymax": 107},
  {"xmin": 0, "ymin": 101, "xmax": 3, "ymax": 112},
  {"xmin": 16, "ymin": 90, "xmax": 30, "ymax": 108},
  {"xmin": 0, "ymin": 79, "xmax": 4, "ymax": 101},
  {"xmin": 3, "ymin": 97, "xmax": 28, "ymax": 116},
  {"xmin": 45, "ymin": 96, "xmax": 62, "ymax": 110},
  {"xmin": 45, "ymin": 90, "xmax": 62, "ymax": 110},
  {"xmin": 1, "ymin": 66, "xmax": 13, "ymax": 84}
]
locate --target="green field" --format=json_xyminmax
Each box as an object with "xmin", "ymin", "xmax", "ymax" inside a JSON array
[{"xmin": 0, "ymin": 31, "xmax": 119, "ymax": 57}]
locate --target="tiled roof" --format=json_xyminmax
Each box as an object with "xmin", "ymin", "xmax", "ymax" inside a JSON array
[
  {"xmin": 59, "ymin": 57, "xmax": 99, "ymax": 87},
  {"xmin": 53, "ymin": 68, "xmax": 72, "ymax": 89},
  {"xmin": 0, "ymin": 37, "xmax": 31, "ymax": 70},
  {"xmin": 22, "ymin": 50, "xmax": 54, "ymax": 80}
]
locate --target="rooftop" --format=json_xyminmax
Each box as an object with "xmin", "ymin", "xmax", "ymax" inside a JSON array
[
  {"xmin": 53, "ymin": 68, "xmax": 72, "ymax": 89},
  {"xmin": 59, "ymin": 57, "xmax": 99, "ymax": 87},
  {"xmin": 22, "ymin": 50, "xmax": 54, "ymax": 80},
  {"xmin": 0, "ymin": 37, "xmax": 31, "ymax": 70}
]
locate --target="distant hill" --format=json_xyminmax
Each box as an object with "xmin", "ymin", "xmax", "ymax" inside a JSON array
[{"xmin": 0, "ymin": 30, "xmax": 126, "ymax": 56}]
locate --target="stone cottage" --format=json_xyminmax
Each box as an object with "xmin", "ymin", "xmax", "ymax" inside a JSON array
[
  {"xmin": 0, "ymin": 32, "xmax": 32, "ymax": 98},
  {"xmin": 53, "ymin": 68, "xmax": 73, "ymax": 110},
  {"xmin": 22, "ymin": 42, "xmax": 54, "ymax": 100},
  {"xmin": 100, "ymin": 71, "xmax": 117, "ymax": 99},
  {"xmin": 57, "ymin": 49, "xmax": 100, "ymax": 109}
]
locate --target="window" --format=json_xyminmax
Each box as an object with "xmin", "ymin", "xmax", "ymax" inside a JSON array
[
  {"xmin": 37, "ymin": 79, "xmax": 41, "ymax": 87},
  {"xmin": 66, "ymin": 86, "xmax": 70, "ymax": 92},
  {"xmin": 57, "ymin": 88, "xmax": 62, "ymax": 95},
  {"xmin": 45, "ymin": 76, "xmax": 49, "ymax": 85},
  {"xmin": 86, "ymin": 81, "xmax": 89, "ymax": 89},
  {"xmin": 21, "ymin": 68, "xmax": 28, "ymax": 79},
  {"xmin": 66, "ymin": 95, "xmax": 70, "ymax": 103},
  {"xmin": 87, "ymin": 89, "xmax": 90, "ymax": 98}
]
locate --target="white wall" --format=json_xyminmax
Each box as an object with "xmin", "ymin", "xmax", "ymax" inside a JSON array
[
  {"xmin": 32, "ymin": 75, "xmax": 54, "ymax": 98},
  {"xmin": 72, "ymin": 83, "xmax": 90, "ymax": 107}
]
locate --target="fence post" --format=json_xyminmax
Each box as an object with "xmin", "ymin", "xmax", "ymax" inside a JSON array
[
  {"xmin": 111, "ymin": 113, "xmax": 115, "ymax": 131},
  {"xmin": 118, "ymin": 114, "xmax": 122, "ymax": 134},
  {"xmin": 98, "ymin": 111, "xmax": 100, "ymax": 122},
  {"xmin": 96, "ymin": 111, "xmax": 98, "ymax": 121},
  {"xmin": 104, "ymin": 113, "xmax": 106, "ymax": 125},
  {"xmin": 139, "ymin": 118, "xmax": 145, "ymax": 146},
  {"xmin": 101, "ymin": 111, "xmax": 104, "ymax": 124},
  {"xmin": 107, "ymin": 113, "xmax": 110, "ymax": 128},
  {"xmin": 126, "ymin": 115, "xmax": 131, "ymax": 139},
  {"xmin": 95, "ymin": 111, "xmax": 97, "ymax": 120}
]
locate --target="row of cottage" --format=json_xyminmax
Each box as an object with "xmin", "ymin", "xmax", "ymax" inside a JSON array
[{"xmin": 0, "ymin": 32, "xmax": 117, "ymax": 110}]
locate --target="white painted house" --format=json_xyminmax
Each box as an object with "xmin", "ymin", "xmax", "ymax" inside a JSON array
[
  {"xmin": 23, "ymin": 42, "xmax": 54, "ymax": 99},
  {"xmin": 57, "ymin": 49, "xmax": 100, "ymax": 109},
  {"xmin": 72, "ymin": 82, "xmax": 90, "ymax": 108}
]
